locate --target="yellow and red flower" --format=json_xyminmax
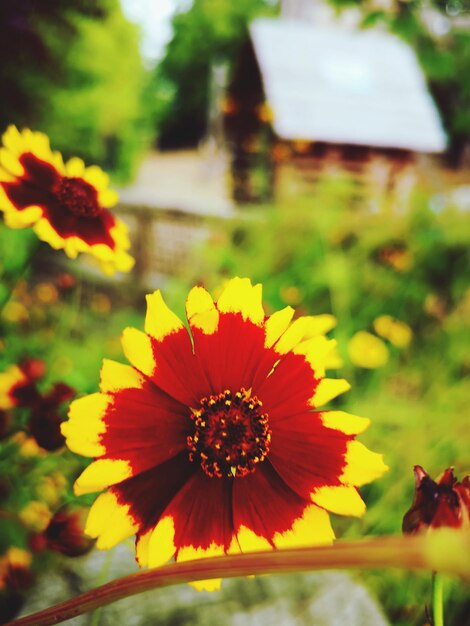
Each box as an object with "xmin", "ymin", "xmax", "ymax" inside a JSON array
[
  {"xmin": 0, "ymin": 359, "xmax": 44, "ymax": 410},
  {"xmin": 62, "ymin": 278, "xmax": 388, "ymax": 590},
  {"xmin": 0, "ymin": 126, "xmax": 134, "ymax": 275}
]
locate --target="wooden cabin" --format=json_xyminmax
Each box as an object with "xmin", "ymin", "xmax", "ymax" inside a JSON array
[{"xmin": 224, "ymin": 17, "xmax": 446, "ymax": 206}]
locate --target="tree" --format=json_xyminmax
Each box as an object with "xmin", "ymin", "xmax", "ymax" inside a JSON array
[
  {"xmin": 0, "ymin": 0, "xmax": 150, "ymax": 179},
  {"xmin": 153, "ymin": 0, "xmax": 277, "ymax": 149}
]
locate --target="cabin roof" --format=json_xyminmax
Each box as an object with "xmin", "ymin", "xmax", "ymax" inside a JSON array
[{"xmin": 250, "ymin": 18, "xmax": 446, "ymax": 153}]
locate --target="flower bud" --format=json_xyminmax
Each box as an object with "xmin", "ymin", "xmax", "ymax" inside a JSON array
[
  {"xmin": 403, "ymin": 465, "xmax": 470, "ymax": 534},
  {"xmin": 44, "ymin": 506, "xmax": 95, "ymax": 557}
]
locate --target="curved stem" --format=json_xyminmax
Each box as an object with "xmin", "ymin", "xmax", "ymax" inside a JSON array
[
  {"xmin": 6, "ymin": 530, "xmax": 470, "ymax": 626},
  {"xmin": 432, "ymin": 572, "xmax": 444, "ymax": 626}
]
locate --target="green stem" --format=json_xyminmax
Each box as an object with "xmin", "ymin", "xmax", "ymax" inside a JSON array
[
  {"xmin": 432, "ymin": 572, "xmax": 444, "ymax": 626},
  {"xmin": 0, "ymin": 237, "xmax": 43, "ymax": 313},
  {"xmin": 5, "ymin": 530, "xmax": 469, "ymax": 626}
]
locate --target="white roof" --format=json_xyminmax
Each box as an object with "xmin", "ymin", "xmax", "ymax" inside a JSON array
[{"xmin": 250, "ymin": 18, "xmax": 447, "ymax": 153}]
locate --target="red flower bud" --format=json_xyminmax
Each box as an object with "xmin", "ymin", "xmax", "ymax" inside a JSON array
[
  {"xmin": 403, "ymin": 465, "xmax": 470, "ymax": 534},
  {"xmin": 44, "ymin": 506, "xmax": 95, "ymax": 557}
]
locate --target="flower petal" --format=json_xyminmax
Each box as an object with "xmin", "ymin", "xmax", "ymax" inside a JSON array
[
  {"xmin": 143, "ymin": 516, "xmax": 177, "ymax": 568},
  {"xmin": 217, "ymin": 277, "xmax": 264, "ymax": 325},
  {"xmin": 113, "ymin": 453, "xmax": 195, "ymax": 541},
  {"xmin": 145, "ymin": 290, "xmax": 185, "ymax": 340},
  {"xmin": 186, "ymin": 286, "xmax": 219, "ymax": 335},
  {"xmin": 85, "ymin": 491, "xmax": 139, "ymax": 549},
  {"xmin": 311, "ymin": 378, "xmax": 351, "ymax": 407},
  {"xmin": 146, "ymin": 472, "xmax": 233, "ymax": 576},
  {"xmin": 293, "ymin": 336, "xmax": 339, "ymax": 378},
  {"xmin": 340, "ymin": 441, "xmax": 389, "ymax": 487},
  {"xmin": 99, "ymin": 359, "xmax": 145, "ymax": 393},
  {"xmin": 264, "ymin": 306, "xmax": 294, "ymax": 348},
  {"xmin": 257, "ymin": 351, "xmax": 320, "ymax": 420},
  {"xmin": 121, "ymin": 327, "xmax": 156, "ymax": 378},
  {"xmin": 268, "ymin": 411, "xmax": 350, "ymax": 500},
  {"xmin": 74, "ymin": 459, "xmax": 132, "ymax": 496},
  {"xmin": 319, "ymin": 411, "xmax": 370, "ymax": 435},
  {"xmin": 275, "ymin": 314, "xmax": 336, "ymax": 354},
  {"xmin": 273, "ymin": 504, "xmax": 335, "ymax": 548},
  {"xmin": 233, "ymin": 463, "xmax": 311, "ymax": 547},
  {"xmin": 61, "ymin": 393, "xmax": 110, "ymax": 457},
  {"xmin": 311, "ymin": 485, "xmax": 366, "ymax": 517}
]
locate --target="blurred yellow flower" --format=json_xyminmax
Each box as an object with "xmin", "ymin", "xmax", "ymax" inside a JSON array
[
  {"xmin": 11, "ymin": 432, "xmax": 45, "ymax": 457},
  {"xmin": 378, "ymin": 246, "xmax": 413, "ymax": 272},
  {"xmin": 35, "ymin": 472, "xmax": 67, "ymax": 507},
  {"xmin": 33, "ymin": 282, "xmax": 59, "ymax": 305},
  {"xmin": 19, "ymin": 500, "xmax": 52, "ymax": 532},
  {"xmin": 1, "ymin": 301, "xmax": 29, "ymax": 323},
  {"xmin": 4, "ymin": 547, "xmax": 32, "ymax": 569},
  {"xmin": 0, "ymin": 365, "xmax": 25, "ymax": 409},
  {"xmin": 373, "ymin": 315, "xmax": 412, "ymax": 348},
  {"xmin": 348, "ymin": 331, "xmax": 389, "ymax": 369},
  {"xmin": 280, "ymin": 285, "xmax": 303, "ymax": 306},
  {"xmin": 91, "ymin": 292, "xmax": 112, "ymax": 315}
]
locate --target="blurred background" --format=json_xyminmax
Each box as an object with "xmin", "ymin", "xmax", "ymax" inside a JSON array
[{"xmin": 0, "ymin": 0, "xmax": 469, "ymax": 625}]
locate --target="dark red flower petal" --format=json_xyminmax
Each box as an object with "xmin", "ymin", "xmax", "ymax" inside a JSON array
[
  {"xmin": 190, "ymin": 313, "xmax": 278, "ymax": 396},
  {"xmin": 29, "ymin": 411, "xmax": 65, "ymax": 451},
  {"xmin": 113, "ymin": 452, "xmax": 195, "ymax": 532},
  {"xmin": 100, "ymin": 384, "xmax": 190, "ymax": 458},
  {"xmin": 267, "ymin": 411, "xmax": 350, "ymax": 499},
  {"xmin": 256, "ymin": 351, "xmax": 321, "ymax": 422},
  {"xmin": 20, "ymin": 152, "xmax": 59, "ymax": 189},
  {"xmin": 165, "ymin": 472, "xmax": 234, "ymax": 553},
  {"xmin": 3, "ymin": 182, "xmax": 52, "ymax": 212},
  {"xmin": 147, "ymin": 329, "xmax": 209, "ymax": 406},
  {"xmin": 232, "ymin": 461, "xmax": 310, "ymax": 544},
  {"xmin": 44, "ymin": 505, "xmax": 95, "ymax": 557}
]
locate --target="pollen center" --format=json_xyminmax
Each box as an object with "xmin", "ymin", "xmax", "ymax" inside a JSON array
[
  {"xmin": 187, "ymin": 388, "xmax": 271, "ymax": 478},
  {"xmin": 54, "ymin": 177, "xmax": 101, "ymax": 217}
]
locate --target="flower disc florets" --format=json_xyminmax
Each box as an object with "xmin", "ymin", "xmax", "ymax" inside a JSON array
[
  {"xmin": 53, "ymin": 177, "xmax": 101, "ymax": 217},
  {"xmin": 187, "ymin": 388, "xmax": 271, "ymax": 478}
]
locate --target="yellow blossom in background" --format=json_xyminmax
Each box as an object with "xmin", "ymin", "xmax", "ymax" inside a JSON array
[
  {"xmin": 4, "ymin": 547, "xmax": 32, "ymax": 569},
  {"xmin": 280, "ymin": 285, "xmax": 304, "ymax": 306},
  {"xmin": 348, "ymin": 331, "xmax": 389, "ymax": 369},
  {"xmin": 33, "ymin": 282, "xmax": 59, "ymax": 305},
  {"xmin": 0, "ymin": 365, "xmax": 25, "ymax": 409},
  {"xmin": 19, "ymin": 500, "xmax": 52, "ymax": 532},
  {"xmin": 0, "ymin": 548, "xmax": 33, "ymax": 590},
  {"xmin": 11, "ymin": 432, "xmax": 46, "ymax": 457},
  {"xmin": 0, "ymin": 126, "xmax": 134, "ymax": 275},
  {"xmin": 1, "ymin": 301, "xmax": 29, "ymax": 324},
  {"xmin": 373, "ymin": 315, "xmax": 412, "ymax": 348},
  {"xmin": 35, "ymin": 472, "xmax": 67, "ymax": 507},
  {"xmin": 91, "ymin": 293, "xmax": 112, "ymax": 315}
]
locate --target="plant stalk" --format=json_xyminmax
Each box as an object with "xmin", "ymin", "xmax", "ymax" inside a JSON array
[{"xmin": 6, "ymin": 529, "xmax": 469, "ymax": 626}]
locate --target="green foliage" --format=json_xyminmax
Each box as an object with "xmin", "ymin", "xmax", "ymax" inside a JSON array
[
  {"xmin": 153, "ymin": 0, "xmax": 277, "ymax": 148},
  {"xmin": 0, "ymin": 1, "xmax": 150, "ymax": 180}
]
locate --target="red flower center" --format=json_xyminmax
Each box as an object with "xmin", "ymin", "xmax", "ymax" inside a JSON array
[
  {"xmin": 187, "ymin": 388, "xmax": 271, "ymax": 478},
  {"xmin": 53, "ymin": 177, "xmax": 101, "ymax": 217}
]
